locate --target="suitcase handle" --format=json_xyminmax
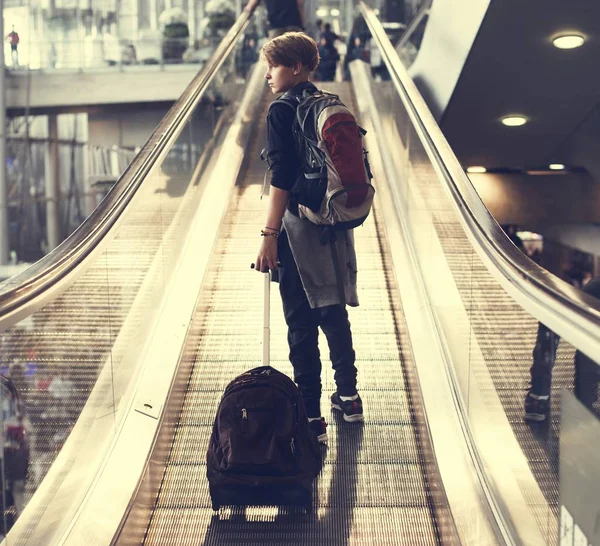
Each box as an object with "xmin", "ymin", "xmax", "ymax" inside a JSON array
[{"xmin": 263, "ymin": 271, "xmax": 271, "ymax": 367}]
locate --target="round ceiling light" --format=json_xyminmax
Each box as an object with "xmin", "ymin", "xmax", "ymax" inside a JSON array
[
  {"xmin": 466, "ymin": 166, "xmax": 487, "ymax": 173},
  {"xmin": 553, "ymin": 35, "xmax": 585, "ymax": 49},
  {"xmin": 330, "ymin": 8, "xmax": 340, "ymax": 16},
  {"xmin": 549, "ymin": 163, "xmax": 565, "ymax": 170},
  {"xmin": 501, "ymin": 115, "xmax": 528, "ymax": 127}
]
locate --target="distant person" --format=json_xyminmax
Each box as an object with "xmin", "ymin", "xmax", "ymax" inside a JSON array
[
  {"xmin": 316, "ymin": 37, "xmax": 338, "ymax": 81},
  {"xmin": 527, "ymin": 246, "xmax": 541, "ymax": 264},
  {"xmin": 320, "ymin": 23, "xmax": 340, "ymax": 46},
  {"xmin": 505, "ymin": 224, "xmax": 524, "ymax": 250},
  {"xmin": 368, "ymin": 38, "xmax": 388, "ymax": 80},
  {"xmin": 244, "ymin": 0, "xmax": 304, "ymax": 38},
  {"xmin": 6, "ymin": 26, "xmax": 19, "ymax": 66},
  {"xmin": 311, "ymin": 18, "xmax": 324, "ymax": 42},
  {"xmin": 344, "ymin": 36, "xmax": 365, "ymax": 80},
  {"xmin": 525, "ymin": 276, "xmax": 600, "ymax": 421},
  {"xmin": 237, "ymin": 37, "xmax": 258, "ymax": 76},
  {"xmin": 347, "ymin": 36, "xmax": 365, "ymax": 61}
]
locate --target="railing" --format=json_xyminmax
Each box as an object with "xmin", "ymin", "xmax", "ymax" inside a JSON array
[
  {"xmin": 3, "ymin": 36, "xmax": 233, "ymax": 71},
  {"xmin": 359, "ymin": 1, "xmax": 600, "ymax": 545},
  {"xmin": 395, "ymin": 0, "xmax": 431, "ymax": 53}
]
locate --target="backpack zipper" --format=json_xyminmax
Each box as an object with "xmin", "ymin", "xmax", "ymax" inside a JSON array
[
  {"xmin": 291, "ymin": 402, "xmax": 298, "ymax": 457},
  {"xmin": 241, "ymin": 408, "xmax": 248, "ymax": 433}
]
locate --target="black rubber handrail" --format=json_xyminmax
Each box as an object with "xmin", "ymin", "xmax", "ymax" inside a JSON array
[
  {"xmin": 0, "ymin": 7, "xmax": 255, "ymax": 322},
  {"xmin": 360, "ymin": 2, "xmax": 600, "ymax": 352}
]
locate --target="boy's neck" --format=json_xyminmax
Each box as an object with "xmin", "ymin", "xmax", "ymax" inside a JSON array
[{"xmin": 282, "ymin": 77, "xmax": 312, "ymax": 94}]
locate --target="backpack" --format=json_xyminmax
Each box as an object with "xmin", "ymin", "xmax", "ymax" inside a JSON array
[
  {"xmin": 206, "ymin": 366, "xmax": 321, "ymax": 510},
  {"xmin": 267, "ymin": 86, "xmax": 374, "ymax": 231}
]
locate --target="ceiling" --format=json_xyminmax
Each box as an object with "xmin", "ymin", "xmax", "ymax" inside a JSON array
[{"xmin": 419, "ymin": 0, "xmax": 600, "ymax": 175}]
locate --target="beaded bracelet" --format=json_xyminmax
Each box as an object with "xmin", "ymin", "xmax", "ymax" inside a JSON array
[{"xmin": 261, "ymin": 229, "xmax": 279, "ymax": 238}]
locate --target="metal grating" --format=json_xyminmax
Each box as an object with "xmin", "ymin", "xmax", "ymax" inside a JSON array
[
  {"xmin": 142, "ymin": 85, "xmax": 448, "ymax": 546},
  {"xmin": 0, "ymin": 169, "xmax": 192, "ymax": 506},
  {"xmin": 417, "ymin": 164, "xmax": 570, "ymax": 545}
]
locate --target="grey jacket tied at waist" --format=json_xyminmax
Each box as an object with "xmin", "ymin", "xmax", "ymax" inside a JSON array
[{"xmin": 282, "ymin": 210, "xmax": 359, "ymax": 309}]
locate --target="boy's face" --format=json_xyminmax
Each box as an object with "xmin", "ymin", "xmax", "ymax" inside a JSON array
[{"xmin": 264, "ymin": 62, "xmax": 302, "ymax": 94}]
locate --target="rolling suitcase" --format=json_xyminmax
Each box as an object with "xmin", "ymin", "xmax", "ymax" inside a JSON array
[{"xmin": 206, "ymin": 271, "xmax": 321, "ymax": 512}]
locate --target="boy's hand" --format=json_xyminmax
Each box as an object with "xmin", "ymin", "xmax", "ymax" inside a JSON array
[{"xmin": 255, "ymin": 236, "xmax": 278, "ymax": 272}]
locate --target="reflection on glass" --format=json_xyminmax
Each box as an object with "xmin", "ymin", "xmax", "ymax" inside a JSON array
[
  {"xmin": 364, "ymin": 17, "xmax": 600, "ymax": 546},
  {"xmin": 0, "ymin": 24, "xmax": 254, "ymax": 539}
]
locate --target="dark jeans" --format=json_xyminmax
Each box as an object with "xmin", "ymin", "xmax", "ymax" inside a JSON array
[
  {"xmin": 278, "ymin": 230, "xmax": 357, "ymax": 417},
  {"xmin": 530, "ymin": 278, "xmax": 600, "ymax": 409},
  {"xmin": 529, "ymin": 322, "xmax": 560, "ymax": 396}
]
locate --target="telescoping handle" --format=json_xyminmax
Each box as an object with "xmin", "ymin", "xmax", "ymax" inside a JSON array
[{"xmin": 263, "ymin": 271, "xmax": 271, "ymax": 367}]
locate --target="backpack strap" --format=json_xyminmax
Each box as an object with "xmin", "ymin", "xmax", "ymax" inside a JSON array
[{"xmin": 267, "ymin": 95, "xmax": 297, "ymax": 116}]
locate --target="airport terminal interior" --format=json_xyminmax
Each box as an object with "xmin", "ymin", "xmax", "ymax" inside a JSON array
[{"xmin": 0, "ymin": 0, "xmax": 599, "ymax": 545}]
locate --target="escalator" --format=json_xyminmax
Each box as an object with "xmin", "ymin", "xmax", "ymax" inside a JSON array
[
  {"xmin": 135, "ymin": 86, "xmax": 452, "ymax": 546},
  {"xmin": 0, "ymin": 3, "xmax": 599, "ymax": 546}
]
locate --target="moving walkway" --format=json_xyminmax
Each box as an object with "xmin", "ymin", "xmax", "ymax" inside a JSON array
[{"xmin": 0, "ymin": 4, "xmax": 598, "ymax": 545}]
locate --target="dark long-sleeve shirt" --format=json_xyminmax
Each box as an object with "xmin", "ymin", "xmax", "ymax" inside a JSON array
[
  {"xmin": 266, "ymin": 81, "xmax": 317, "ymax": 194},
  {"xmin": 266, "ymin": 102, "xmax": 300, "ymax": 192}
]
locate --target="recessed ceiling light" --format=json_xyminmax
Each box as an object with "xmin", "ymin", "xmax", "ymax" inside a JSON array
[
  {"xmin": 330, "ymin": 8, "xmax": 340, "ymax": 16},
  {"xmin": 553, "ymin": 35, "xmax": 585, "ymax": 49},
  {"xmin": 466, "ymin": 166, "xmax": 487, "ymax": 173},
  {"xmin": 549, "ymin": 163, "xmax": 565, "ymax": 170},
  {"xmin": 316, "ymin": 7, "xmax": 328, "ymax": 17},
  {"xmin": 501, "ymin": 116, "xmax": 528, "ymax": 127}
]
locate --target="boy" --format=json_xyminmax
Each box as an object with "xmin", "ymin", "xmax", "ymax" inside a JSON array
[{"xmin": 254, "ymin": 32, "xmax": 364, "ymax": 444}]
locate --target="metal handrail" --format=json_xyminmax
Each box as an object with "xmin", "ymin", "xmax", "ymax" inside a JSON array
[
  {"xmin": 359, "ymin": 1, "xmax": 600, "ymax": 359},
  {"xmin": 396, "ymin": 0, "xmax": 431, "ymax": 52},
  {"xmin": 0, "ymin": 7, "xmax": 255, "ymax": 323}
]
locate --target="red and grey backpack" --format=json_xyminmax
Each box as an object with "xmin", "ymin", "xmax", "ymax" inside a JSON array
[{"xmin": 269, "ymin": 86, "xmax": 374, "ymax": 231}]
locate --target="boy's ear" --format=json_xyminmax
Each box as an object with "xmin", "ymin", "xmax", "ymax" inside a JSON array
[{"xmin": 292, "ymin": 61, "xmax": 303, "ymax": 75}]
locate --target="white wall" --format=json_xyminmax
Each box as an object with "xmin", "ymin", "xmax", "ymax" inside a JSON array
[
  {"xmin": 543, "ymin": 224, "xmax": 600, "ymax": 258},
  {"xmin": 469, "ymin": 172, "xmax": 600, "ymax": 231},
  {"xmin": 408, "ymin": 0, "xmax": 491, "ymax": 120}
]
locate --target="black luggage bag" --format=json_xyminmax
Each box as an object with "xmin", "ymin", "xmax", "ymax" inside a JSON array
[{"xmin": 206, "ymin": 273, "xmax": 321, "ymax": 512}]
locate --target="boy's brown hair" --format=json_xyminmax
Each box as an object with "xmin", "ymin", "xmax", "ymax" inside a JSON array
[{"xmin": 261, "ymin": 32, "xmax": 320, "ymax": 73}]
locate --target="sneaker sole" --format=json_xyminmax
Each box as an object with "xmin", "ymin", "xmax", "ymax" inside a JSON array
[
  {"xmin": 317, "ymin": 433, "xmax": 328, "ymax": 444},
  {"xmin": 524, "ymin": 412, "xmax": 547, "ymax": 422},
  {"xmin": 331, "ymin": 403, "xmax": 365, "ymax": 423}
]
